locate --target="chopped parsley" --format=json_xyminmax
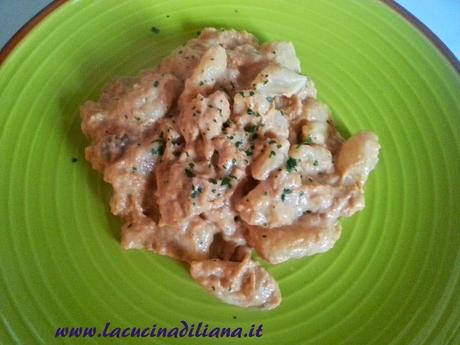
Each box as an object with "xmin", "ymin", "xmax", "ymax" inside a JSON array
[
  {"xmin": 209, "ymin": 178, "xmax": 218, "ymax": 184},
  {"xmin": 247, "ymin": 108, "xmax": 255, "ymax": 115},
  {"xmin": 239, "ymin": 91, "xmax": 245, "ymax": 97},
  {"xmin": 304, "ymin": 136, "xmax": 314, "ymax": 145},
  {"xmin": 313, "ymin": 160, "xmax": 319, "ymax": 167},
  {"xmin": 245, "ymin": 149, "xmax": 253, "ymax": 156},
  {"xmin": 249, "ymin": 91, "xmax": 255, "ymax": 96},
  {"xmin": 235, "ymin": 140, "xmax": 243, "ymax": 148},
  {"xmin": 268, "ymin": 140, "xmax": 277, "ymax": 145},
  {"xmin": 191, "ymin": 185, "xmax": 203, "ymax": 198},
  {"xmin": 199, "ymin": 81, "xmax": 204, "ymax": 86},
  {"xmin": 244, "ymin": 124, "xmax": 257, "ymax": 134},
  {"xmin": 184, "ymin": 168, "xmax": 195, "ymax": 178},
  {"xmin": 286, "ymin": 157, "xmax": 298, "ymax": 172},
  {"xmin": 281, "ymin": 188, "xmax": 293, "ymax": 202},
  {"xmin": 153, "ymin": 80, "xmax": 159, "ymax": 87},
  {"xmin": 221, "ymin": 177, "xmax": 232, "ymax": 188},
  {"xmin": 269, "ymin": 151, "xmax": 276, "ymax": 158},
  {"xmin": 151, "ymin": 140, "xmax": 165, "ymax": 156}
]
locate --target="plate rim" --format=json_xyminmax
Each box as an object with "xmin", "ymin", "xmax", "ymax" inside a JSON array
[{"xmin": 0, "ymin": 0, "xmax": 459, "ymax": 75}]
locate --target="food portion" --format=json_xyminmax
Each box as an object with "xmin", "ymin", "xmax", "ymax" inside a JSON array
[{"xmin": 80, "ymin": 28, "xmax": 380, "ymax": 310}]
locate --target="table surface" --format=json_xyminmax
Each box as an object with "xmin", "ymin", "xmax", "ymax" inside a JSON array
[{"xmin": 1, "ymin": 0, "xmax": 459, "ymax": 59}]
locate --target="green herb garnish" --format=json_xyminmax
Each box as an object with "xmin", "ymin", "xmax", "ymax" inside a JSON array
[
  {"xmin": 281, "ymin": 188, "xmax": 293, "ymax": 202},
  {"xmin": 286, "ymin": 157, "xmax": 297, "ymax": 172},
  {"xmin": 304, "ymin": 136, "xmax": 313, "ymax": 145},
  {"xmin": 151, "ymin": 140, "xmax": 165, "ymax": 156},
  {"xmin": 245, "ymin": 124, "xmax": 257, "ymax": 134},
  {"xmin": 221, "ymin": 177, "xmax": 232, "ymax": 188}
]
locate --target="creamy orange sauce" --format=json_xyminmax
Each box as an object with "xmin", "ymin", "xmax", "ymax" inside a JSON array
[{"xmin": 81, "ymin": 28, "xmax": 380, "ymax": 310}]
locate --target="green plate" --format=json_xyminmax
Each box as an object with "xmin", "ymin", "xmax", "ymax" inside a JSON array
[{"xmin": 1, "ymin": 1, "xmax": 459, "ymax": 344}]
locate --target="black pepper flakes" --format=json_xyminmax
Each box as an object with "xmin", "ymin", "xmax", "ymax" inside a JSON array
[
  {"xmin": 185, "ymin": 168, "xmax": 195, "ymax": 178},
  {"xmin": 191, "ymin": 185, "xmax": 203, "ymax": 198}
]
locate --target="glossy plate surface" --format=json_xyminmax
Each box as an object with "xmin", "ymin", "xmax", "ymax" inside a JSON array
[{"xmin": 0, "ymin": 1, "xmax": 459, "ymax": 344}]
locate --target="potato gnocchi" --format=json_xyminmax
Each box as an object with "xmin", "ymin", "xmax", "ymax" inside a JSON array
[{"xmin": 81, "ymin": 28, "xmax": 380, "ymax": 310}]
